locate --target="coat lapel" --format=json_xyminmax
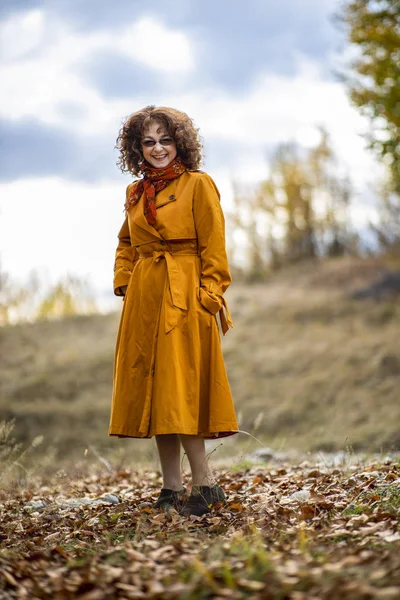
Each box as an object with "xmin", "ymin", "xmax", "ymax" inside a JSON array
[{"xmin": 131, "ymin": 192, "xmax": 162, "ymax": 240}]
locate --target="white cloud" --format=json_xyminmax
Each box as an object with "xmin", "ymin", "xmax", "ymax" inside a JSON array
[
  {"xmin": 0, "ymin": 177, "xmax": 126, "ymax": 296},
  {"xmin": 0, "ymin": 9, "xmax": 45, "ymax": 62},
  {"xmin": 0, "ymin": 10, "xmax": 195, "ymax": 132},
  {"xmin": 0, "ymin": 8, "xmax": 376, "ymax": 191},
  {"xmin": 117, "ymin": 17, "xmax": 194, "ymax": 73}
]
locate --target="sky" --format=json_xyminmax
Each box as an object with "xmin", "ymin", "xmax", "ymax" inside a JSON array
[{"xmin": 0, "ymin": 0, "xmax": 382, "ymax": 311}]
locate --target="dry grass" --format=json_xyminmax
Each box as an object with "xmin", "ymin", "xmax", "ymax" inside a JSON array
[
  {"xmin": 224, "ymin": 256, "xmax": 400, "ymax": 453},
  {"xmin": 1, "ymin": 255, "xmax": 399, "ymax": 477}
]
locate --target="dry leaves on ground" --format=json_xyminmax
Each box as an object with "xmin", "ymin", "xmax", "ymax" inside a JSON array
[{"xmin": 0, "ymin": 458, "xmax": 399, "ymax": 599}]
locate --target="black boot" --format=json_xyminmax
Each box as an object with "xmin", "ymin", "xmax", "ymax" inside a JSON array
[
  {"xmin": 154, "ymin": 487, "xmax": 187, "ymax": 511},
  {"xmin": 179, "ymin": 484, "xmax": 226, "ymax": 517}
]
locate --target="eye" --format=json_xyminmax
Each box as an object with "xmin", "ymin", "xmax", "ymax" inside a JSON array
[
  {"xmin": 160, "ymin": 137, "xmax": 174, "ymax": 145},
  {"xmin": 142, "ymin": 140, "xmax": 155, "ymax": 148}
]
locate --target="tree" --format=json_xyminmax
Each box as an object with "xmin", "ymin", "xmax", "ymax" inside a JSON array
[
  {"xmin": 308, "ymin": 129, "xmax": 353, "ymax": 257},
  {"xmin": 36, "ymin": 274, "xmax": 98, "ymax": 321},
  {"xmin": 340, "ymin": 0, "xmax": 400, "ymax": 193},
  {"xmin": 0, "ymin": 268, "xmax": 98, "ymax": 326},
  {"xmin": 369, "ymin": 181, "xmax": 400, "ymax": 254},
  {"xmin": 229, "ymin": 129, "xmax": 355, "ymax": 278},
  {"xmin": 0, "ymin": 264, "xmax": 40, "ymax": 325}
]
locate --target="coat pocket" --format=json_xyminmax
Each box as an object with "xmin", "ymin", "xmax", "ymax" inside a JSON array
[{"xmin": 155, "ymin": 195, "xmax": 178, "ymax": 210}]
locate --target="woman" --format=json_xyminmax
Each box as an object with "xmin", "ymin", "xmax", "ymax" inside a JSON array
[{"xmin": 108, "ymin": 105, "xmax": 239, "ymax": 517}]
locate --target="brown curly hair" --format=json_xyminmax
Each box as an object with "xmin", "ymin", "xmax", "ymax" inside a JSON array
[{"xmin": 115, "ymin": 106, "xmax": 203, "ymax": 176}]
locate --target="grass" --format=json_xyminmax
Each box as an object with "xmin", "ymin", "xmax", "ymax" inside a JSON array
[{"xmin": 343, "ymin": 483, "xmax": 400, "ymax": 520}]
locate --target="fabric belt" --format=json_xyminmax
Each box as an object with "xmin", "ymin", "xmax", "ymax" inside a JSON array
[
  {"xmin": 138, "ymin": 249, "xmax": 233, "ymax": 335},
  {"xmin": 217, "ymin": 296, "xmax": 233, "ymax": 336},
  {"xmin": 138, "ymin": 250, "xmax": 195, "ymax": 333}
]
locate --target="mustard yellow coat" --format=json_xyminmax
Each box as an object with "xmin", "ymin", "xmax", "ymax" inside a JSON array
[{"xmin": 108, "ymin": 171, "xmax": 239, "ymax": 439}]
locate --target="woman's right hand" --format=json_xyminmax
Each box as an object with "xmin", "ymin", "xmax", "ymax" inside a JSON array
[{"xmin": 119, "ymin": 285, "xmax": 128, "ymax": 296}]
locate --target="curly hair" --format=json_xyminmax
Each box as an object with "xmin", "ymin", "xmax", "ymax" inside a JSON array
[{"xmin": 115, "ymin": 106, "xmax": 203, "ymax": 176}]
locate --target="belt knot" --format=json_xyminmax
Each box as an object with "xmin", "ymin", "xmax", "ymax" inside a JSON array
[{"xmin": 152, "ymin": 250, "xmax": 167, "ymax": 263}]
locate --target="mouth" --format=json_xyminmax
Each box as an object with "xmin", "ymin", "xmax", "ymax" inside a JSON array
[{"xmin": 153, "ymin": 155, "xmax": 168, "ymax": 160}]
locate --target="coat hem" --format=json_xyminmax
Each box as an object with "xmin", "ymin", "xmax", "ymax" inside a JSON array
[{"xmin": 108, "ymin": 426, "xmax": 240, "ymax": 440}]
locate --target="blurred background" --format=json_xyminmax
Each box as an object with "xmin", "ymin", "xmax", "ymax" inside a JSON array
[{"xmin": 0, "ymin": 0, "xmax": 399, "ymax": 479}]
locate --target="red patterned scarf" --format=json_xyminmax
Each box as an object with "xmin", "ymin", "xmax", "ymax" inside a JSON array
[{"xmin": 124, "ymin": 156, "xmax": 187, "ymax": 225}]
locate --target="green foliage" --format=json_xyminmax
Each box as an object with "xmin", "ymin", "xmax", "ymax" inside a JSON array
[
  {"xmin": 340, "ymin": 0, "xmax": 400, "ymax": 193},
  {"xmin": 344, "ymin": 484, "xmax": 400, "ymax": 521}
]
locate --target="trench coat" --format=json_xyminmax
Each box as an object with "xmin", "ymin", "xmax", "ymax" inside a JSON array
[{"xmin": 108, "ymin": 170, "xmax": 239, "ymax": 439}]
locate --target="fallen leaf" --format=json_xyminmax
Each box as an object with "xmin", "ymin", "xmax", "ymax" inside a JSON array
[{"xmin": 228, "ymin": 503, "xmax": 245, "ymax": 512}]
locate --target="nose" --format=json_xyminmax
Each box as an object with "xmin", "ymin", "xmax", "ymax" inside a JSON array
[{"xmin": 153, "ymin": 141, "xmax": 164, "ymax": 151}]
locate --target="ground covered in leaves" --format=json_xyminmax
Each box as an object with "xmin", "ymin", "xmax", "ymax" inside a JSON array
[{"xmin": 1, "ymin": 458, "xmax": 400, "ymax": 599}]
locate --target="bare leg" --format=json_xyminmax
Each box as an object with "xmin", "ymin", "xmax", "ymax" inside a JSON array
[
  {"xmin": 178, "ymin": 434, "xmax": 215, "ymax": 487},
  {"xmin": 155, "ymin": 434, "xmax": 183, "ymax": 491}
]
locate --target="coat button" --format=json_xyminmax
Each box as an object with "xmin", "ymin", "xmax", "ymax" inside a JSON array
[
  {"xmin": 169, "ymin": 194, "xmax": 175, "ymax": 200},
  {"xmin": 160, "ymin": 240, "xmax": 166, "ymax": 245}
]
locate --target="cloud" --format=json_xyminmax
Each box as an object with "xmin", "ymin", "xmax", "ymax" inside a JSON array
[
  {"xmin": 0, "ymin": 29, "xmax": 376, "ymax": 190},
  {"xmin": 0, "ymin": 176, "xmax": 128, "ymax": 296},
  {"xmin": 1, "ymin": 1, "xmax": 340, "ymax": 106},
  {"xmin": 22, "ymin": 0, "xmax": 339, "ymax": 91},
  {"xmin": 0, "ymin": 0, "xmax": 384, "ymax": 296},
  {"xmin": 154, "ymin": 57, "xmax": 375, "ymax": 189},
  {"xmin": 0, "ymin": 117, "xmax": 121, "ymax": 182},
  {"xmin": 0, "ymin": 8, "xmax": 46, "ymax": 61},
  {"xmin": 0, "ymin": 4, "xmax": 342, "ymax": 145},
  {"xmin": 0, "ymin": 118, "xmax": 78, "ymax": 180},
  {"xmin": 117, "ymin": 17, "xmax": 194, "ymax": 74},
  {"xmin": 176, "ymin": 0, "xmax": 339, "ymax": 91},
  {"xmin": 80, "ymin": 51, "xmax": 167, "ymax": 99},
  {"xmin": 0, "ymin": 10, "xmax": 194, "ymax": 132}
]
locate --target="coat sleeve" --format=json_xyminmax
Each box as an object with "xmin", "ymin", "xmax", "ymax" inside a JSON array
[
  {"xmin": 113, "ymin": 186, "xmax": 139, "ymax": 296},
  {"xmin": 193, "ymin": 172, "xmax": 233, "ymax": 334}
]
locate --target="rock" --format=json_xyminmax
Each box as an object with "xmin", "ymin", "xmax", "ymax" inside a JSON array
[
  {"xmin": 352, "ymin": 271, "xmax": 400, "ymax": 300},
  {"xmin": 57, "ymin": 495, "xmax": 121, "ymax": 510},
  {"xmin": 25, "ymin": 495, "xmax": 121, "ymax": 512},
  {"xmin": 101, "ymin": 494, "xmax": 120, "ymax": 504},
  {"xmin": 375, "ymin": 353, "xmax": 400, "ymax": 377},
  {"xmin": 251, "ymin": 447, "xmax": 276, "ymax": 460},
  {"xmin": 24, "ymin": 500, "xmax": 48, "ymax": 511},
  {"xmin": 315, "ymin": 451, "xmax": 351, "ymax": 467},
  {"xmin": 281, "ymin": 490, "xmax": 311, "ymax": 504}
]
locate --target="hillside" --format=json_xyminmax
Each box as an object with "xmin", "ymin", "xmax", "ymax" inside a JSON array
[{"xmin": 1, "ymin": 256, "xmax": 399, "ymax": 475}]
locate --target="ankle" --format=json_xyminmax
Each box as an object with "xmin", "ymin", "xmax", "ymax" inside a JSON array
[
  {"xmin": 192, "ymin": 475, "xmax": 216, "ymax": 488},
  {"xmin": 162, "ymin": 482, "xmax": 184, "ymax": 491}
]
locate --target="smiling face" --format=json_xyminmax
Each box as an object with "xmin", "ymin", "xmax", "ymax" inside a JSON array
[{"xmin": 141, "ymin": 120, "xmax": 178, "ymax": 169}]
